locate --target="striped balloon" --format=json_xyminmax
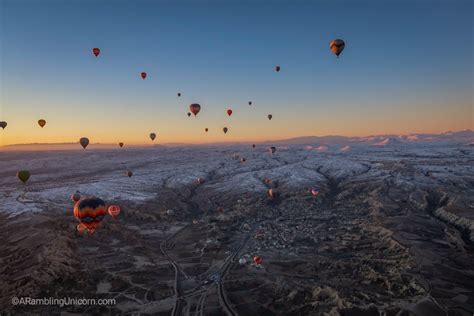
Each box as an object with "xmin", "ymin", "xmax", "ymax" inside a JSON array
[{"xmin": 73, "ymin": 197, "xmax": 107, "ymax": 234}]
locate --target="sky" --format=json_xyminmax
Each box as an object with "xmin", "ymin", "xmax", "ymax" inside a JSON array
[{"xmin": 0, "ymin": 0, "xmax": 472, "ymax": 146}]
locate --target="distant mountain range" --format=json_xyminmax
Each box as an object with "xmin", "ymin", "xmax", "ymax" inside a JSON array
[{"xmin": 1, "ymin": 130, "xmax": 472, "ymax": 151}]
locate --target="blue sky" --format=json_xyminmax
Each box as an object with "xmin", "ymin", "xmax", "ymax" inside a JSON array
[{"xmin": 0, "ymin": 0, "xmax": 472, "ymax": 145}]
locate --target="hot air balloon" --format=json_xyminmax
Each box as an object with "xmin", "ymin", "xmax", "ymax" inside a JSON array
[
  {"xmin": 141, "ymin": 72, "xmax": 147, "ymax": 80},
  {"xmin": 71, "ymin": 193, "xmax": 81, "ymax": 203},
  {"xmin": 108, "ymin": 205, "xmax": 121, "ymax": 219},
  {"xmin": 223, "ymin": 127, "xmax": 228, "ymax": 134},
  {"xmin": 73, "ymin": 197, "xmax": 107, "ymax": 234},
  {"xmin": 17, "ymin": 170, "xmax": 30, "ymax": 184},
  {"xmin": 330, "ymin": 39, "xmax": 345, "ymax": 57},
  {"xmin": 275, "ymin": 66, "xmax": 280, "ymax": 72},
  {"xmin": 119, "ymin": 142, "xmax": 124, "ymax": 148},
  {"xmin": 0, "ymin": 121, "xmax": 7, "ymax": 129},
  {"xmin": 126, "ymin": 171, "xmax": 133, "ymax": 177},
  {"xmin": 267, "ymin": 114, "xmax": 273, "ymax": 120},
  {"xmin": 311, "ymin": 188, "xmax": 320, "ymax": 197},
  {"xmin": 252, "ymin": 144, "xmax": 256, "ymax": 148},
  {"xmin": 205, "ymin": 128, "xmax": 209, "ymax": 132},
  {"xmin": 92, "ymin": 47, "xmax": 100, "ymax": 57},
  {"xmin": 38, "ymin": 119, "xmax": 46, "ymax": 128},
  {"xmin": 187, "ymin": 112, "xmax": 191, "ymax": 117},
  {"xmin": 150, "ymin": 133, "xmax": 156, "ymax": 141},
  {"xmin": 240, "ymin": 157, "xmax": 246, "ymax": 163},
  {"xmin": 269, "ymin": 146, "xmax": 276, "ymax": 154},
  {"xmin": 80, "ymin": 137, "xmax": 89, "ymax": 149},
  {"xmin": 253, "ymin": 256, "xmax": 263, "ymax": 265},
  {"xmin": 177, "ymin": 92, "xmax": 181, "ymax": 97},
  {"xmin": 227, "ymin": 109, "xmax": 233, "ymax": 117},
  {"xmin": 248, "ymin": 101, "xmax": 252, "ymax": 106},
  {"xmin": 189, "ymin": 103, "xmax": 201, "ymax": 116},
  {"xmin": 197, "ymin": 177, "xmax": 205, "ymax": 185}
]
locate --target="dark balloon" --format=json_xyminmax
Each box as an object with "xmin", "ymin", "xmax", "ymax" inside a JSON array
[
  {"xmin": 190, "ymin": 103, "xmax": 201, "ymax": 116},
  {"xmin": 150, "ymin": 133, "xmax": 156, "ymax": 141},
  {"xmin": 240, "ymin": 157, "xmax": 246, "ymax": 163},
  {"xmin": 197, "ymin": 177, "xmax": 205, "ymax": 185},
  {"xmin": 177, "ymin": 92, "xmax": 181, "ymax": 97},
  {"xmin": 205, "ymin": 128, "xmax": 209, "ymax": 132},
  {"xmin": 80, "ymin": 137, "xmax": 89, "ymax": 149},
  {"xmin": 187, "ymin": 112, "xmax": 191, "ymax": 117},
  {"xmin": 267, "ymin": 114, "xmax": 273, "ymax": 120},
  {"xmin": 92, "ymin": 48, "xmax": 100, "ymax": 57},
  {"xmin": 275, "ymin": 66, "xmax": 280, "ymax": 72},
  {"xmin": 252, "ymin": 144, "xmax": 256, "ymax": 148},
  {"xmin": 269, "ymin": 146, "xmax": 276, "ymax": 154},
  {"xmin": 38, "ymin": 119, "xmax": 46, "ymax": 128},
  {"xmin": 74, "ymin": 197, "xmax": 107, "ymax": 234},
  {"xmin": 330, "ymin": 39, "xmax": 345, "ymax": 57},
  {"xmin": 227, "ymin": 109, "xmax": 233, "ymax": 117},
  {"xmin": 248, "ymin": 101, "xmax": 252, "ymax": 106},
  {"xmin": 119, "ymin": 142, "xmax": 124, "ymax": 148},
  {"xmin": 17, "ymin": 170, "xmax": 30, "ymax": 184},
  {"xmin": 0, "ymin": 121, "xmax": 7, "ymax": 129},
  {"xmin": 71, "ymin": 193, "xmax": 81, "ymax": 203},
  {"xmin": 141, "ymin": 72, "xmax": 147, "ymax": 80},
  {"xmin": 126, "ymin": 171, "xmax": 133, "ymax": 177},
  {"xmin": 223, "ymin": 127, "xmax": 228, "ymax": 134}
]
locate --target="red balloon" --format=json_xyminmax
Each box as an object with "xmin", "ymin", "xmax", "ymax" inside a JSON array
[
  {"xmin": 227, "ymin": 109, "xmax": 233, "ymax": 117},
  {"xmin": 253, "ymin": 256, "xmax": 263, "ymax": 265},
  {"xmin": 189, "ymin": 104, "xmax": 201, "ymax": 116},
  {"xmin": 141, "ymin": 72, "xmax": 147, "ymax": 80},
  {"xmin": 92, "ymin": 48, "xmax": 100, "ymax": 57},
  {"xmin": 108, "ymin": 205, "xmax": 121, "ymax": 219}
]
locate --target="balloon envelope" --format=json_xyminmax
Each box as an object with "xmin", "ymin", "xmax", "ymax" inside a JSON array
[
  {"xmin": 71, "ymin": 193, "xmax": 81, "ymax": 203},
  {"xmin": 205, "ymin": 128, "xmax": 209, "ymax": 132},
  {"xmin": 74, "ymin": 197, "xmax": 107, "ymax": 233},
  {"xmin": 275, "ymin": 66, "xmax": 280, "ymax": 72},
  {"xmin": 270, "ymin": 146, "xmax": 276, "ymax": 154},
  {"xmin": 108, "ymin": 205, "xmax": 121, "ymax": 219},
  {"xmin": 80, "ymin": 137, "xmax": 89, "ymax": 149},
  {"xmin": 119, "ymin": 142, "xmax": 124, "ymax": 148},
  {"xmin": 223, "ymin": 127, "xmax": 228, "ymax": 134},
  {"xmin": 126, "ymin": 171, "xmax": 133, "ymax": 177},
  {"xmin": 253, "ymin": 256, "xmax": 263, "ymax": 265},
  {"xmin": 0, "ymin": 121, "xmax": 7, "ymax": 129},
  {"xmin": 92, "ymin": 47, "xmax": 100, "ymax": 57},
  {"xmin": 177, "ymin": 92, "xmax": 181, "ymax": 97},
  {"xmin": 248, "ymin": 101, "xmax": 252, "ymax": 106},
  {"xmin": 141, "ymin": 72, "xmax": 147, "ymax": 80},
  {"xmin": 17, "ymin": 170, "xmax": 30, "ymax": 184},
  {"xmin": 330, "ymin": 39, "xmax": 345, "ymax": 57},
  {"xmin": 267, "ymin": 114, "xmax": 273, "ymax": 120},
  {"xmin": 38, "ymin": 119, "xmax": 46, "ymax": 128},
  {"xmin": 189, "ymin": 104, "xmax": 201, "ymax": 116},
  {"xmin": 150, "ymin": 133, "xmax": 156, "ymax": 141},
  {"xmin": 227, "ymin": 109, "xmax": 233, "ymax": 116}
]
